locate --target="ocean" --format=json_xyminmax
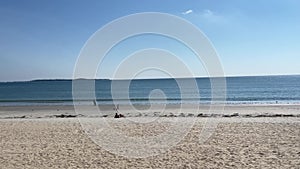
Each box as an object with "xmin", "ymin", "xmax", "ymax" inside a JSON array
[{"xmin": 0, "ymin": 75, "xmax": 300, "ymax": 106}]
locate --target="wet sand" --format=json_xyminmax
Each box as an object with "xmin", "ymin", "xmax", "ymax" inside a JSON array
[{"xmin": 1, "ymin": 104, "xmax": 300, "ymax": 119}]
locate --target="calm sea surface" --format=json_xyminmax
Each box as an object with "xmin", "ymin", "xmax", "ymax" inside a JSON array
[{"xmin": 0, "ymin": 75, "xmax": 300, "ymax": 106}]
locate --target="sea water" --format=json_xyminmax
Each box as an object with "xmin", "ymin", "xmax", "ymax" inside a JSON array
[{"xmin": 0, "ymin": 75, "xmax": 299, "ymax": 106}]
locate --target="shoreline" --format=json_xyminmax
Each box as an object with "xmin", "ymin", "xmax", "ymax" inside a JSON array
[
  {"xmin": 1, "ymin": 104, "xmax": 300, "ymax": 119},
  {"xmin": 1, "ymin": 101, "xmax": 300, "ymax": 106}
]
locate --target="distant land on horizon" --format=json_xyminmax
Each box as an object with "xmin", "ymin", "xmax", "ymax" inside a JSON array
[{"xmin": 1, "ymin": 74, "xmax": 300, "ymax": 83}]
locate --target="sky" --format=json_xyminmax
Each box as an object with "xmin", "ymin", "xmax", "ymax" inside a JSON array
[{"xmin": 0, "ymin": 0, "xmax": 300, "ymax": 81}]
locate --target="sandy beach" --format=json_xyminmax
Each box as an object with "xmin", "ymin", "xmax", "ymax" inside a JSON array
[{"xmin": 0, "ymin": 105, "xmax": 299, "ymax": 168}]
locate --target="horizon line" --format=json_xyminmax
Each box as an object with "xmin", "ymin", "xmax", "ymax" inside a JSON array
[{"xmin": 1, "ymin": 74, "xmax": 300, "ymax": 83}]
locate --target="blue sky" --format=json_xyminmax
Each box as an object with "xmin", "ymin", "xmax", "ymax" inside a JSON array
[{"xmin": 0, "ymin": 0, "xmax": 300, "ymax": 81}]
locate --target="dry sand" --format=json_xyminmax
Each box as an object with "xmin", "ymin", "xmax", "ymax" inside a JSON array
[{"xmin": 0, "ymin": 105, "xmax": 300, "ymax": 168}]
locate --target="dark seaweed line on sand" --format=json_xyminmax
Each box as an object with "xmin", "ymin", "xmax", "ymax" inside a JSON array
[{"xmin": 1, "ymin": 113, "xmax": 300, "ymax": 119}]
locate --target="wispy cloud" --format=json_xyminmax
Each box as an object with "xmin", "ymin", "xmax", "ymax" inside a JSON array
[
  {"xmin": 202, "ymin": 9, "xmax": 213, "ymax": 18},
  {"xmin": 182, "ymin": 9, "xmax": 193, "ymax": 15},
  {"xmin": 199, "ymin": 9, "xmax": 227, "ymax": 24},
  {"xmin": 181, "ymin": 9, "xmax": 229, "ymax": 24}
]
